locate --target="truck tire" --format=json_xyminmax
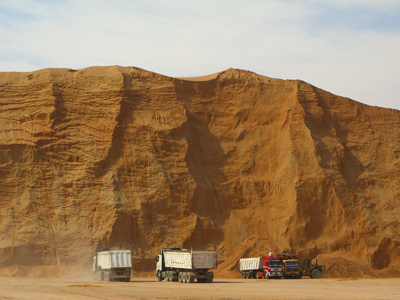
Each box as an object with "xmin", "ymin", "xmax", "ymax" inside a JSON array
[
  {"xmin": 185, "ymin": 272, "xmax": 190, "ymax": 283},
  {"xmin": 183, "ymin": 272, "xmax": 186, "ymax": 283},
  {"xmin": 166, "ymin": 271, "xmax": 170, "ymax": 281},
  {"xmin": 311, "ymin": 269, "xmax": 321, "ymax": 279},
  {"xmin": 242, "ymin": 272, "xmax": 245, "ymax": 279},
  {"xmin": 178, "ymin": 272, "xmax": 183, "ymax": 283}
]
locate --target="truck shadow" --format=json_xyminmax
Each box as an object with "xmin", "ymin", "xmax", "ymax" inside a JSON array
[
  {"xmin": 206, "ymin": 281, "xmax": 243, "ymax": 284},
  {"xmin": 127, "ymin": 280, "xmax": 242, "ymax": 284}
]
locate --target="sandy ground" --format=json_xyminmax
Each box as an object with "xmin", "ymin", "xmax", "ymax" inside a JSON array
[{"xmin": 0, "ymin": 277, "xmax": 399, "ymax": 300}]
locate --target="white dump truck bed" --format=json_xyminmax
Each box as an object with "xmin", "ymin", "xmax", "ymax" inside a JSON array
[
  {"xmin": 164, "ymin": 250, "xmax": 217, "ymax": 270},
  {"xmin": 97, "ymin": 250, "xmax": 132, "ymax": 269},
  {"xmin": 239, "ymin": 257, "xmax": 263, "ymax": 271}
]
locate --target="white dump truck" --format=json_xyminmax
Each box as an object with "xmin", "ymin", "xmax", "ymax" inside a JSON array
[
  {"xmin": 155, "ymin": 247, "xmax": 217, "ymax": 283},
  {"xmin": 92, "ymin": 249, "xmax": 132, "ymax": 282}
]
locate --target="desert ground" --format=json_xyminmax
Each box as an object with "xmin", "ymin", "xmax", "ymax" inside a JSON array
[{"xmin": 0, "ymin": 277, "xmax": 399, "ymax": 300}]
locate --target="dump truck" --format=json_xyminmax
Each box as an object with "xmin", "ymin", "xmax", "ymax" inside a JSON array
[
  {"xmin": 239, "ymin": 256, "xmax": 282, "ymax": 279},
  {"xmin": 281, "ymin": 259, "xmax": 302, "ymax": 279},
  {"xmin": 92, "ymin": 249, "xmax": 132, "ymax": 282},
  {"xmin": 300, "ymin": 258, "xmax": 327, "ymax": 278},
  {"xmin": 155, "ymin": 247, "xmax": 217, "ymax": 283},
  {"xmin": 279, "ymin": 249, "xmax": 301, "ymax": 279}
]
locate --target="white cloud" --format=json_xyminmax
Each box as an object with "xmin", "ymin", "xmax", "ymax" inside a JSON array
[{"xmin": 0, "ymin": 0, "xmax": 399, "ymax": 110}]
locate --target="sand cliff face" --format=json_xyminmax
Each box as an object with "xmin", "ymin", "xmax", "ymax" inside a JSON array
[{"xmin": 0, "ymin": 66, "xmax": 399, "ymax": 277}]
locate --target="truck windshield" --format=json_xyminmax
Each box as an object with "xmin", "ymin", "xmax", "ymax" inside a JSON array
[
  {"xmin": 270, "ymin": 260, "xmax": 281, "ymax": 266},
  {"xmin": 285, "ymin": 261, "xmax": 299, "ymax": 267}
]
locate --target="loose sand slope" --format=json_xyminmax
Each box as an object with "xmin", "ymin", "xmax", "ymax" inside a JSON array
[{"xmin": 0, "ymin": 66, "xmax": 399, "ymax": 277}]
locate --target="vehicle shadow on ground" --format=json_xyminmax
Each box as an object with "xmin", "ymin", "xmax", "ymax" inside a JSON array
[
  {"xmin": 208, "ymin": 281, "xmax": 243, "ymax": 284},
  {"xmin": 128, "ymin": 280, "xmax": 160, "ymax": 283},
  {"xmin": 127, "ymin": 280, "xmax": 242, "ymax": 284}
]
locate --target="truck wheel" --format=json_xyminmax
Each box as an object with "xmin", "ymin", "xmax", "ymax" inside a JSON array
[
  {"xmin": 157, "ymin": 271, "xmax": 162, "ymax": 281},
  {"xmin": 166, "ymin": 271, "xmax": 170, "ymax": 281},
  {"xmin": 178, "ymin": 272, "xmax": 183, "ymax": 283},
  {"xmin": 311, "ymin": 269, "xmax": 321, "ymax": 279},
  {"xmin": 185, "ymin": 272, "xmax": 190, "ymax": 283}
]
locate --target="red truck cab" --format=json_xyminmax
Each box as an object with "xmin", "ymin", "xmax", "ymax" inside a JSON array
[{"xmin": 263, "ymin": 255, "xmax": 283, "ymax": 279}]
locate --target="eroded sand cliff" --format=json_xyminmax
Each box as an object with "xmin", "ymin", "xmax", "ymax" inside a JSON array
[{"xmin": 0, "ymin": 66, "xmax": 399, "ymax": 277}]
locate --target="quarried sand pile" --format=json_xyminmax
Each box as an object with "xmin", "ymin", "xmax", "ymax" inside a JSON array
[{"xmin": 0, "ymin": 66, "xmax": 399, "ymax": 278}]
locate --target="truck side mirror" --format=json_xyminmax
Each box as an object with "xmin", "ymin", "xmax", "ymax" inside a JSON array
[{"xmin": 155, "ymin": 256, "xmax": 159, "ymax": 263}]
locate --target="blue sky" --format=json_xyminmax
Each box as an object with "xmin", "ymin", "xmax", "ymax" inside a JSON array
[{"xmin": 1, "ymin": 0, "xmax": 399, "ymax": 110}]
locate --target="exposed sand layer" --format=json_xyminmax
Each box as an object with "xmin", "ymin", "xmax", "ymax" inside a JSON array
[
  {"xmin": 0, "ymin": 277, "xmax": 399, "ymax": 300},
  {"xmin": 0, "ymin": 66, "xmax": 400, "ymax": 277}
]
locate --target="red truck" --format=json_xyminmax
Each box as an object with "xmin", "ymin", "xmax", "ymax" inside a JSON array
[{"xmin": 240, "ymin": 255, "xmax": 283, "ymax": 279}]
